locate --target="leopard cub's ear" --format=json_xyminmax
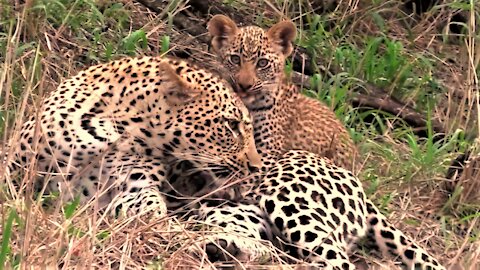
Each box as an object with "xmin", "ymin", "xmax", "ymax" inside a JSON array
[
  {"xmin": 159, "ymin": 62, "xmax": 200, "ymax": 105},
  {"xmin": 266, "ymin": 20, "xmax": 297, "ymax": 56},
  {"xmin": 207, "ymin": 15, "xmax": 239, "ymax": 52}
]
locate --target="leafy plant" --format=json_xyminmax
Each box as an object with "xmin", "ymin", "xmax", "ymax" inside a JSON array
[{"xmin": 121, "ymin": 29, "xmax": 148, "ymax": 55}]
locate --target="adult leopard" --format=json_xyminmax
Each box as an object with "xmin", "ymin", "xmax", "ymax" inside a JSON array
[{"xmin": 5, "ymin": 56, "xmax": 261, "ymax": 217}]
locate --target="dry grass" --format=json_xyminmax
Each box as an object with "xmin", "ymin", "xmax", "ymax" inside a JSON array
[
  {"xmin": 1, "ymin": 0, "xmax": 480, "ymax": 269},
  {"xmin": 0, "ymin": 1, "xmax": 218, "ymax": 269}
]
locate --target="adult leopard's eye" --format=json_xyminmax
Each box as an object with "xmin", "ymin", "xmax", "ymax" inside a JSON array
[
  {"xmin": 256, "ymin": 58, "xmax": 269, "ymax": 68},
  {"xmin": 225, "ymin": 118, "xmax": 241, "ymax": 138},
  {"xmin": 230, "ymin": 55, "xmax": 241, "ymax": 65}
]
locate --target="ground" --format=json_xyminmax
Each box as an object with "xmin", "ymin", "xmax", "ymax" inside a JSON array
[{"xmin": 0, "ymin": 0, "xmax": 479, "ymax": 269}]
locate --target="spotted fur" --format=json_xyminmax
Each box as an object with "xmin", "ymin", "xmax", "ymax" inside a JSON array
[
  {"xmin": 7, "ymin": 56, "xmax": 261, "ymax": 217},
  {"xmin": 195, "ymin": 150, "xmax": 445, "ymax": 269},
  {"xmin": 189, "ymin": 16, "xmax": 446, "ymax": 270},
  {"xmin": 208, "ymin": 15, "xmax": 357, "ymax": 172}
]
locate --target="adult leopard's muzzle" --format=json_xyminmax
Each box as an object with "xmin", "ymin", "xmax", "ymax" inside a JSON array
[{"xmin": 244, "ymin": 135, "xmax": 263, "ymax": 171}]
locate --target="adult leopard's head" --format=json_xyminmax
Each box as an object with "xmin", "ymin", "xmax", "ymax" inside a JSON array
[
  {"xmin": 208, "ymin": 15, "xmax": 296, "ymax": 109},
  {"xmin": 158, "ymin": 58, "xmax": 262, "ymax": 174}
]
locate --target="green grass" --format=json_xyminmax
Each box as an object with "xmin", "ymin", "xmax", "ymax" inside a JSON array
[
  {"xmin": 292, "ymin": 2, "xmax": 480, "ymax": 266},
  {"xmin": 31, "ymin": 0, "xmax": 131, "ymax": 58},
  {"xmin": 0, "ymin": 209, "xmax": 18, "ymax": 270}
]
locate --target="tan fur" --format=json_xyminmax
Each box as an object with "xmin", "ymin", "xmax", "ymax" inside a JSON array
[
  {"xmin": 158, "ymin": 61, "xmax": 200, "ymax": 105},
  {"xmin": 8, "ymin": 56, "xmax": 260, "ymax": 217},
  {"xmin": 208, "ymin": 15, "xmax": 359, "ymax": 173},
  {"xmin": 208, "ymin": 15, "xmax": 239, "ymax": 53},
  {"xmin": 266, "ymin": 20, "xmax": 296, "ymax": 56},
  {"xmin": 236, "ymin": 61, "xmax": 256, "ymax": 92}
]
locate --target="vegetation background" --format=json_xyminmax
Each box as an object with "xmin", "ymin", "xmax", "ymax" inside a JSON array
[{"xmin": 0, "ymin": 0, "xmax": 479, "ymax": 269}]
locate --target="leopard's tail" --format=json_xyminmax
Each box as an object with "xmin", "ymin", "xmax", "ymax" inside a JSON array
[{"xmin": 364, "ymin": 200, "xmax": 445, "ymax": 270}]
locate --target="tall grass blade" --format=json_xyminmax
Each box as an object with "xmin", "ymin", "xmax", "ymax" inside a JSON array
[{"xmin": 0, "ymin": 209, "xmax": 18, "ymax": 269}]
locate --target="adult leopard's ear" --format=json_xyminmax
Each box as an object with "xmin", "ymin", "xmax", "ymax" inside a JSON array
[
  {"xmin": 159, "ymin": 62, "xmax": 200, "ymax": 105},
  {"xmin": 207, "ymin": 15, "xmax": 239, "ymax": 52},
  {"xmin": 266, "ymin": 20, "xmax": 297, "ymax": 56}
]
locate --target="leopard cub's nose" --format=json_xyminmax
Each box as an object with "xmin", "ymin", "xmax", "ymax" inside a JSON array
[{"xmin": 237, "ymin": 81, "xmax": 253, "ymax": 92}]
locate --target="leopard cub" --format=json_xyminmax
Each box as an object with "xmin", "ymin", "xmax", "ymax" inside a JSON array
[{"xmin": 208, "ymin": 15, "xmax": 358, "ymax": 172}]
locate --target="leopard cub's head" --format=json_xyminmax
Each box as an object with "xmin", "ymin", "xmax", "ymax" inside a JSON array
[{"xmin": 208, "ymin": 15, "xmax": 296, "ymax": 109}]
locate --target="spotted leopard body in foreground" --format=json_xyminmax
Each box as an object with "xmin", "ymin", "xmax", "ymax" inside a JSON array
[
  {"xmin": 197, "ymin": 152, "xmax": 445, "ymax": 269},
  {"xmin": 188, "ymin": 15, "xmax": 446, "ymax": 270},
  {"xmin": 7, "ymin": 56, "xmax": 261, "ymax": 217}
]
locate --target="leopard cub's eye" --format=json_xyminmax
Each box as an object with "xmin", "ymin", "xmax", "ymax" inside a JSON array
[
  {"xmin": 256, "ymin": 58, "xmax": 269, "ymax": 68},
  {"xmin": 229, "ymin": 55, "xmax": 241, "ymax": 65}
]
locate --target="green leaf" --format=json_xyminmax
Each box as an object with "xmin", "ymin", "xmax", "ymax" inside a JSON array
[
  {"xmin": 121, "ymin": 29, "xmax": 148, "ymax": 55},
  {"xmin": 64, "ymin": 196, "xmax": 80, "ymax": 219},
  {"xmin": 161, "ymin": 35, "xmax": 170, "ymax": 55}
]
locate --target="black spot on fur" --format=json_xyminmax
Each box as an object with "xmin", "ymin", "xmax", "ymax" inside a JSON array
[
  {"xmin": 332, "ymin": 197, "xmax": 346, "ymax": 214},
  {"xmin": 265, "ymin": 199, "xmax": 275, "ymax": 214},
  {"xmin": 305, "ymin": 231, "xmax": 317, "ymax": 242},
  {"xmin": 281, "ymin": 204, "xmax": 299, "ymax": 216},
  {"xmin": 326, "ymin": 249, "xmax": 337, "ymax": 259},
  {"xmin": 291, "ymin": 230, "xmax": 300, "ymax": 242},
  {"xmin": 404, "ymin": 249, "xmax": 415, "ymax": 260},
  {"xmin": 274, "ymin": 217, "xmax": 284, "ymax": 231},
  {"xmin": 130, "ymin": 117, "xmax": 143, "ymax": 123},
  {"xmin": 381, "ymin": 230, "xmax": 395, "ymax": 240},
  {"xmin": 130, "ymin": 173, "xmax": 145, "ymax": 180}
]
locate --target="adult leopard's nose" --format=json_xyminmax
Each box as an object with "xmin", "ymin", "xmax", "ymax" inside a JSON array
[{"xmin": 244, "ymin": 137, "xmax": 263, "ymax": 170}]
